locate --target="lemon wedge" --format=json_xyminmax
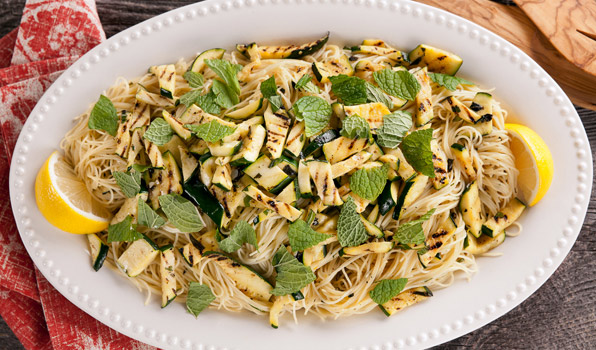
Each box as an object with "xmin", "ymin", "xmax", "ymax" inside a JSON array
[
  {"xmin": 35, "ymin": 151, "xmax": 111, "ymax": 234},
  {"xmin": 505, "ymin": 123, "xmax": 554, "ymax": 206}
]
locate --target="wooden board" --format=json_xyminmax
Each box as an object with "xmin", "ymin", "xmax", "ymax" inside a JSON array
[{"xmin": 0, "ymin": 1, "xmax": 594, "ymax": 349}]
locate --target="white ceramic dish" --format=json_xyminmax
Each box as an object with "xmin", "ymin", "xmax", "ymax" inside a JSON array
[{"xmin": 9, "ymin": 0, "xmax": 592, "ymax": 349}]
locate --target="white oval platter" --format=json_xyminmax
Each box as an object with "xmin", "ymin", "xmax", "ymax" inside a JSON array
[{"xmin": 9, "ymin": 0, "xmax": 592, "ymax": 349}]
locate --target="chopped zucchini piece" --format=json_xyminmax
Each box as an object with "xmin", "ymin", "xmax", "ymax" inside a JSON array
[
  {"xmin": 330, "ymin": 151, "xmax": 372, "ymax": 178},
  {"xmin": 199, "ymin": 156, "xmax": 216, "ymax": 187},
  {"xmin": 179, "ymin": 104, "xmax": 236, "ymax": 127},
  {"xmin": 298, "ymin": 160, "xmax": 313, "ymax": 198},
  {"xmin": 451, "ymin": 143, "xmax": 476, "ymax": 179},
  {"xmin": 210, "ymin": 186, "xmax": 246, "ymax": 228},
  {"xmin": 341, "ymin": 242, "xmax": 393, "ymax": 256},
  {"xmin": 285, "ymin": 122, "xmax": 306, "ymax": 158},
  {"xmin": 303, "ymin": 243, "xmax": 326, "ymax": 267},
  {"xmin": 244, "ymin": 186, "xmax": 302, "ymax": 221},
  {"xmin": 145, "ymin": 168, "xmax": 167, "ymax": 209},
  {"xmin": 360, "ymin": 216, "xmax": 384, "ymax": 238},
  {"xmin": 322, "ymin": 136, "xmax": 369, "ymax": 164},
  {"xmin": 471, "ymin": 92, "xmax": 493, "ymax": 135},
  {"xmin": 127, "ymin": 128, "xmax": 145, "ymax": 167},
  {"xmin": 419, "ymin": 216, "xmax": 457, "ymax": 266},
  {"xmin": 460, "ymin": 181, "xmax": 483, "ymax": 238},
  {"xmin": 378, "ymin": 181, "xmax": 399, "ymax": 215},
  {"xmin": 136, "ymin": 88, "xmax": 172, "ymax": 108},
  {"xmin": 180, "ymin": 242, "xmax": 202, "ymax": 267},
  {"xmin": 354, "ymin": 59, "xmax": 390, "ymax": 76},
  {"xmin": 312, "ymin": 54, "xmax": 354, "ymax": 83},
  {"xmin": 408, "ymin": 44, "xmax": 463, "ymax": 75},
  {"xmin": 431, "ymin": 139, "xmax": 449, "ymax": 190},
  {"xmin": 237, "ymin": 33, "xmax": 328, "ymax": 59},
  {"xmin": 366, "ymin": 142, "xmax": 384, "ymax": 161},
  {"xmin": 243, "ymin": 155, "xmax": 290, "ymax": 192},
  {"xmin": 465, "ymin": 231, "xmax": 506, "ymax": 255},
  {"xmin": 361, "ymin": 39, "xmax": 387, "ymax": 47},
  {"xmin": 212, "ymin": 164, "xmax": 233, "ymax": 191},
  {"xmin": 127, "ymin": 102, "xmax": 150, "ymax": 130},
  {"xmin": 204, "ymin": 251, "xmax": 273, "ymax": 302},
  {"xmin": 116, "ymin": 236, "xmax": 159, "ymax": 277},
  {"xmin": 482, "ymin": 198, "xmax": 526, "ymax": 237},
  {"xmin": 158, "ymin": 134, "xmax": 186, "ymax": 165},
  {"xmin": 269, "ymin": 295, "xmax": 292, "ymax": 329},
  {"xmin": 231, "ymin": 124, "xmax": 267, "ymax": 166},
  {"xmin": 350, "ymin": 45, "xmax": 409, "ymax": 65},
  {"xmin": 162, "ymin": 109, "xmax": 191, "ymax": 140},
  {"xmin": 412, "ymin": 67, "xmax": 433, "ymax": 127},
  {"xmin": 307, "ymin": 160, "xmax": 343, "ymax": 206},
  {"xmin": 442, "ymin": 96, "xmax": 483, "ymax": 124},
  {"xmin": 301, "ymin": 129, "xmax": 340, "ymax": 158},
  {"xmin": 115, "ymin": 119, "xmax": 131, "ymax": 158},
  {"xmin": 149, "ymin": 64, "xmax": 176, "ymax": 99},
  {"xmin": 264, "ymin": 106, "xmax": 291, "ymax": 159},
  {"xmin": 144, "ymin": 139, "xmax": 164, "ymax": 168},
  {"xmin": 162, "ymin": 151, "xmax": 183, "ymax": 195},
  {"xmin": 183, "ymin": 177, "xmax": 225, "ymax": 227},
  {"xmin": 160, "ymin": 246, "xmax": 178, "ymax": 307},
  {"xmin": 225, "ymin": 97, "xmax": 263, "ymax": 119},
  {"xmin": 367, "ymin": 204, "xmax": 380, "ymax": 222},
  {"xmin": 379, "ymin": 287, "xmax": 433, "ymax": 316},
  {"xmin": 393, "ymin": 175, "xmax": 429, "ymax": 220},
  {"xmin": 189, "ymin": 48, "xmax": 226, "ymax": 73},
  {"xmin": 276, "ymin": 181, "xmax": 297, "ymax": 205},
  {"xmin": 344, "ymin": 102, "xmax": 390, "ymax": 132},
  {"xmin": 189, "ymin": 139, "xmax": 209, "ymax": 155},
  {"xmin": 179, "ymin": 146, "xmax": 199, "ymax": 182},
  {"xmin": 87, "ymin": 234, "xmax": 109, "ymax": 271}
]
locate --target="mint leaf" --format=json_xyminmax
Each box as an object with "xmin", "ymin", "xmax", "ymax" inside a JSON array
[
  {"xmin": 400, "ymin": 128, "xmax": 435, "ymax": 177},
  {"xmin": 350, "ymin": 164, "xmax": 388, "ymax": 201},
  {"xmin": 88, "ymin": 95, "xmax": 118, "ymax": 136},
  {"xmin": 287, "ymin": 219, "xmax": 331, "ymax": 252},
  {"xmin": 340, "ymin": 114, "xmax": 370, "ymax": 139},
  {"xmin": 186, "ymin": 282, "xmax": 215, "ymax": 317},
  {"xmin": 144, "ymin": 118, "xmax": 173, "ymax": 146},
  {"xmin": 337, "ymin": 196, "xmax": 368, "ymax": 247},
  {"xmin": 376, "ymin": 111, "xmax": 412, "ymax": 149},
  {"xmin": 394, "ymin": 209, "xmax": 436, "ymax": 245},
  {"xmin": 369, "ymin": 278, "xmax": 408, "ymax": 304},
  {"xmin": 218, "ymin": 220, "xmax": 258, "ymax": 253},
  {"xmin": 292, "ymin": 96, "xmax": 332, "ymax": 137},
  {"xmin": 428, "ymin": 72, "xmax": 473, "ymax": 91},
  {"xmin": 178, "ymin": 89, "xmax": 202, "ymax": 107},
  {"xmin": 295, "ymin": 74, "xmax": 320, "ymax": 94},
  {"xmin": 159, "ymin": 194, "xmax": 204, "ymax": 233},
  {"xmin": 183, "ymin": 71, "xmax": 204, "ymax": 89},
  {"xmin": 186, "ymin": 120, "xmax": 236, "ymax": 143},
  {"xmin": 329, "ymin": 75, "xmax": 368, "ymax": 106},
  {"xmin": 373, "ymin": 69, "xmax": 421, "ymax": 100},
  {"xmin": 271, "ymin": 246, "xmax": 316, "ymax": 296},
  {"xmin": 260, "ymin": 76, "xmax": 282, "ymax": 112},
  {"xmin": 196, "ymin": 90, "xmax": 221, "ymax": 115},
  {"xmin": 131, "ymin": 164, "xmax": 152, "ymax": 173},
  {"xmin": 113, "ymin": 170, "xmax": 141, "ymax": 198},
  {"xmin": 107, "ymin": 216, "xmax": 143, "ymax": 243},
  {"xmin": 212, "ymin": 79, "xmax": 238, "ymax": 108},
  {"xmin": 137, "ymin": 199, "xmax": 166, "ymax": 229},
  {"xmin": 205, "ymin": 59, "xmax": 241, "ymax": 96},
  {"xmin": 365, "ymin": 82, "xmax": 394, "ymax": 109}
]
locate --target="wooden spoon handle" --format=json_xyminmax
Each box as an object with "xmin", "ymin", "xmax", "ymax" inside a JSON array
[
  {"xmin": 416, "ymin": 0, "xmax": 596, "ymax": 110},
  {"xmin": 514, "ymin": 0, "xmax": 596, "ymax": 78}
]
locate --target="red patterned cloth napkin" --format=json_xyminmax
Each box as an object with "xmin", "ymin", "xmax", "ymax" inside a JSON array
[{"xmin": 0, "ymin": 1, "xmax": 157, "ymax": 349}]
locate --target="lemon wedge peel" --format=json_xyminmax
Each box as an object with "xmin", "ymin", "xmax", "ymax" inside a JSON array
[
  {"xmin": 35, "ymin": 151, "xmax": 110, "ymax": 234},
  {"xmin": 505, "ymin": 123, "xmax": 554, "ymax": 207}
]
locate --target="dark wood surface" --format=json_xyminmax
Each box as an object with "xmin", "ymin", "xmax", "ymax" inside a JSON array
[{"xmin": 0, "ymin": 1, "xmax": 595, "ymax": 349}]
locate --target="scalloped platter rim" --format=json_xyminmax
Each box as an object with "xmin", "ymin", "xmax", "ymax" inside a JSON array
[{"xmin": 8, "ymin": 0, "xmax": 592, "ymax": 349}]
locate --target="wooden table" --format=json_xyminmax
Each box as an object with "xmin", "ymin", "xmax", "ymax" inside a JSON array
[{"xmin": 0, "ymin": 1, "xmax": 594, "ymax": 349}]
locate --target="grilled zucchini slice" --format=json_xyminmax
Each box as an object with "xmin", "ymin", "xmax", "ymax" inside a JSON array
[
  {"xmin": 465, "ymin": 231, "xmax": 506, "ymax": 255},
  {"xmin": 307, "ymin": 160, "xmax": 343, "ymax": 206},
  {"xmin": 225, "ymin": 98, "xmax": 263, "ymax": 119},
  {"xmin": 189, "ymin": 48, "xmax": 226, "ymax": 73},
  {"xmin": 442, "ymin": 96, "xmax": 483, "ymax": 124},
  {"xmin": 149, "ymin": 64, "xmax": 176, "ymax": 99},
  {"xmin": 237, "ymin": 33, "xmax": 328, "ymax": 59},
  {"xmin": 330, "ymin": 151, "xmax": 372, "ymax": 178},
  {"xmin": 482, "ymin": 198, "xmax": 526, "ymax": 237},
  {"xmin": 340, "ymin": 241, "xmax": 393, "ymax": 256},
  {"xmin": 393, "ymin": 175, "xmax": 429, "ymax": 220},
  {"xmin": 412, "ymin": 67, "xmax": 433, "ymax": 127},
  {"xmin": 451, "ymin": 143, "xmax": 476, "ymax": 179},
  {"xmin": 322, "ymin": 136, "xmax": 369, "ymax": 164},
  {"xmin": 285, "ymin": 122, "xmax": 306, "ymax": 158},
  {"xmin": 244, "ymin": 186, "xmax": 302, "ymax": 221},
  {"xmin": 431, "ymin": 139, "xmax": 449, "ymax": 190},
  {"xmin": 460, "ymin": 181, "xmax": 483, "ymax": 238},
  {"xmin": 243, "ymin": 155, "xmax": 291, "ymax": 193},
  {"xmin": 264, "ymin": 106, "xmax": 291, "ymax": 159},
  {"xmin": 162, "ymin": 110, "xmax": 191, "ymax": 141},
  {"xmin": 312, "ymin": 54, "xmax": 354, "ymax": 83},
  {"xmin": 470, "ymin": 92, "xmax": 494, "ymax": 135},
  {"xmin": 349, "ymin": 45, "xmax": 409, "ymax": 65},
  {"xmin": 160, "ymin": 245, "xmax": 178, "ymax": 307},
  {"xmin": 231, "ymin": 124, "xmax": 266, "ymax": 166},
  {"xmin": 116, "ymin": 235, "xmax": 159, "ymax": 277},
  {"xmin": 379, "ymin": 286, "xmax": 433, "ymax": 316},
  {"xmin": 298, "ymin": 160, "xmax": 313, "ymax": 198},
  {"xmin": 87, "ymin": 234, "xmax": 109, "ymax": 271},
  {"xmin": 408, "ymin": 44, "xmax": 463, "ymax": 75},
  {"xmin": 344, "ymin": 102, "xmax": 390, "ymax": 132}
]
